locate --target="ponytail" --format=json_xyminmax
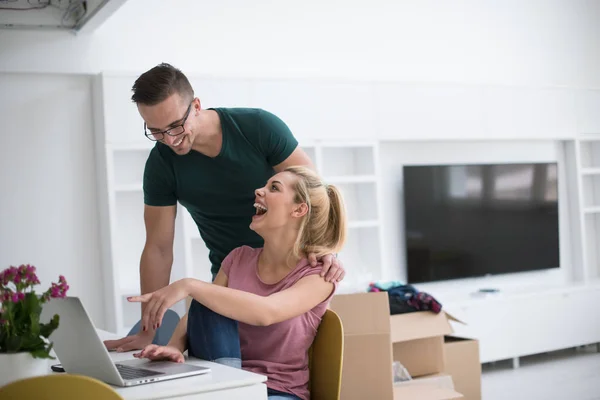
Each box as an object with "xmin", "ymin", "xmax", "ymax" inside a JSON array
[
  {"xmin": 323, "ymin": 184, "xmax": 347, "ymax": 255},
  {"xmin": 284, "ymin": 166, "xmax": 347, "ymax": 259}
]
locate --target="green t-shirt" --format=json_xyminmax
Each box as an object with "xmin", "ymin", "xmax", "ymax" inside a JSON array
[{"xmin": 143, "ymin": 108, "xmax": 298, "ymax": 276}]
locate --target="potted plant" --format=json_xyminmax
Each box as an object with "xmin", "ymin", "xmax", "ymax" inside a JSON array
[{"xmin": 0, "ymin": 264, "xmax": 69, "ymax": 387}]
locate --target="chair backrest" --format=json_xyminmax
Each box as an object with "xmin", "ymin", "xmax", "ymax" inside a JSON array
[
  {"xmin": 308, "ymin": 309, "xmax": 344, "ymax": 400},
  {"xmin": 0, "ymin": 374, "xmax": 124, "ymax": 400}
]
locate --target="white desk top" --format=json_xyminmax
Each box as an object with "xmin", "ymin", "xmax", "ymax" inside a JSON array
[{"xmin": 48, "ymin": 329, "xmax": 267, "ymax": 400}]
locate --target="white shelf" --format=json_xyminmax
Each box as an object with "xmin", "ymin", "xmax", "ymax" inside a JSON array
[
  {"xmin": 579, "ymin": 140, "xmax": 600, "ymax": 169},
  {"xmin": 578, "ymin": 135, "xmax": 600, "ymax": 141},
  {"xmin": 582, "ymin": 174, "xmax": 600, "ymax": 208},
  {"xmin": 320, "ymin": 145, "xmax": 375, "ymax": 177},
  {"xmin": 581, "ymin": 168, "xmax": 600, "ymax": 175},
  {"xmin": 336, "ymin": 181, "xmax": 379, "ymax": 222},
  {"xmin": 576, "ymin": 135, "xmax": 600, "ymax": 284},
  {"xmin": 113, "ymin": 148, "xmax": 151, "ymax": 187}
]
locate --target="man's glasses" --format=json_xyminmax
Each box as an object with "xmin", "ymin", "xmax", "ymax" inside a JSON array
[{"xmin": 144, "ymin": 102, "xmax": 193, "ymax": 142}]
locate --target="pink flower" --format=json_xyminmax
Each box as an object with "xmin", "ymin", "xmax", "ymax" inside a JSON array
[
  {"xmin": 1, "ymin": 291, "xmax": 11, "ymax": 303},
  {"xmin": 11, "ymin": 292, "xmax": 24, "ymax": 303},
  {"xmin": 47, "ymin": 275, "xmax": 69, "ymax": 299}
]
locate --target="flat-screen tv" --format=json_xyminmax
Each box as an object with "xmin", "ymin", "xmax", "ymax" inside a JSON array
[{"xmin": 403, "ymin": 162, "xmax": 560, "ymax": 283}]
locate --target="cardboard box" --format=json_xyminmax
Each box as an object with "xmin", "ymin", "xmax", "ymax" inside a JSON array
[
  {"xmin": 330, "ymin": 292, "xmax": 462, "ymax": 400},
  {"xmin": 444, "ymin": 336, "xmax": 482, "ymax": 400},
  {"xmin": 330, "ymin": 292, "xmax": 394, "ymax": 400}
]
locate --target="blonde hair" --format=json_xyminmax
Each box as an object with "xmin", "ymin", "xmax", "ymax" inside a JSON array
[{"xmin": 284, "ymin": 166, "xmax": 347, "ymax": 259}]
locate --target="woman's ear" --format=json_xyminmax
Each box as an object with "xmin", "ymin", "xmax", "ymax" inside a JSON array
[{"xmin": 292, "ymin": 203, "xmax": 309, "ymax": 218}]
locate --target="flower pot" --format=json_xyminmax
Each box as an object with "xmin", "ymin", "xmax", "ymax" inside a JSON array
[{"xmin": 0, "ymin": 352, "xmax": 49, "ymax": 388}]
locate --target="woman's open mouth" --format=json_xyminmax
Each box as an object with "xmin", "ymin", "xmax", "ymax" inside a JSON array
[{"xmin": 253, "ymin": 203, "xmax": 268, "ymax": 219}]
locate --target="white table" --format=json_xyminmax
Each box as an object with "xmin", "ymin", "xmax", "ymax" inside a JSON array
[{"xmin": 47, "ymin": 329, "xmax": 268, "ymax": 400}]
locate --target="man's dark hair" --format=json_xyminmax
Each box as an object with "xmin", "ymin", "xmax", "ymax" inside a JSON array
[{"xmin": 131, "ymin": 63, "xmax": 194, "ymax": 105}]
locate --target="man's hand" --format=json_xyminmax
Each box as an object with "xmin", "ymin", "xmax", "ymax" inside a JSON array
[
  {"xmin": 128, "ymin": 278, "xmax": 191, "ymax": 332},
  {"xmin": 133, "ymin": 344, "xmax": 185, "ymax": 363},
  {"xmin": 308, "ymin": 253, "xmax": 345, "ymax": 282},
  {"xmin": 104, "ymin": 329, "xmax": 154, "ymax": 353}
]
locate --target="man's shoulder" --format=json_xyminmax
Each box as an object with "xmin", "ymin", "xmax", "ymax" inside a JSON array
[{"xmin": 214, "ymin": 107, "xmax": 285, "ymax": 125}]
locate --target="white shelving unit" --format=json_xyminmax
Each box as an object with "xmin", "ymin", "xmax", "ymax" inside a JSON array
[
  {"xmin": 574, "ymin": 135, "xmax": 600, "ymax": 283},
  {"xmin": 305, "ymin": 141, "xmax": 386, "ymax": 291}
]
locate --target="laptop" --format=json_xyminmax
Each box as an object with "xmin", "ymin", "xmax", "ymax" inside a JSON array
[{"xmin": 41, "ymin": 296, "xmax": 211, "ymax": 387}]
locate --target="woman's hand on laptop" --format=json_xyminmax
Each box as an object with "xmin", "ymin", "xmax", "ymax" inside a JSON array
[
  {"xmin": 128, "ymin": 278, "xmax": 192, "ymax": 333},
  {"xmin": 133, "ymin": 344, "xmax": 184, "ymax": 363}
]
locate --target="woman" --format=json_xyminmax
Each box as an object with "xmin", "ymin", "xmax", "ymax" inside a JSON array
[{"xmin": 128, "ymin": 166, "xmax": 346, "ymax": 400}]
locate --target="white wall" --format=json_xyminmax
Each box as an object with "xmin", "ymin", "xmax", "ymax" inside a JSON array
[
  {"xmin": 0, "ymin": 73, "xmax": 105, "ymax": 327},
  {"xmin": 0, "ymin": 0, "xmax": 599, "ymax": 88}
]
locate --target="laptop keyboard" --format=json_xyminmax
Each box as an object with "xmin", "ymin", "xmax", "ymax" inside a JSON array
[{"xmin": 115, "ymin": 363, "xmax": 165, "ymax": 380}]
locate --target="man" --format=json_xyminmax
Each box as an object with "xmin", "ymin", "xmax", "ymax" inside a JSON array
[{"xmin": 104, "ymin": 63, "xmax": 345, "ymax": 352}]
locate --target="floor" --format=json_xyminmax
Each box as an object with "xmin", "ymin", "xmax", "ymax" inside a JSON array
[{"xmin": 481, "ymin": 345, "xmax": 600, "ymax": 400}]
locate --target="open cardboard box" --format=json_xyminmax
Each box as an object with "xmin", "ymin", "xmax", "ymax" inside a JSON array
[{"xmin": 330, "ymin": 292, "xmax": 464, "ymax": 400}]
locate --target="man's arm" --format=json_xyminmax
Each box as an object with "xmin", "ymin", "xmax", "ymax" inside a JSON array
[
  {"xmin": 140, "ymin": 204, "xmax": 177, "ymax": 315},
  {"xmin": 104, "ymin": 204, "xmax": 176, "ymax": 351}
]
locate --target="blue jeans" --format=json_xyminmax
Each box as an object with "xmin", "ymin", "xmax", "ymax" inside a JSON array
[{"xmin": 186, "ymin": 300, "xmax": 300, "ymax": 400}]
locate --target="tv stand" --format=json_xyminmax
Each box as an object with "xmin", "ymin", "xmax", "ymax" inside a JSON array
[{"xmin": 443, "ymin": 280, "xmax": 600, "ymax": 363}]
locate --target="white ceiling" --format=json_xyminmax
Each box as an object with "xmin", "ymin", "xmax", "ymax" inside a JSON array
[{"xmin": 0, "ymin": 0, "xmax": 128, "ymax": 33}]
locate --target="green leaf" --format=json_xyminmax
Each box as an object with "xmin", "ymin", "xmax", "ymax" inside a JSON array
[
  {"xmin": 30, "ymin": 347, "xmax": 53, "ymax": 359},
  {"xmin": 40, "ymin": 314, "xmax": 59, "ymax": 338}
]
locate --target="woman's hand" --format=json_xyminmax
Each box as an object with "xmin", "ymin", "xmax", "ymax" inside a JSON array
[
  {"xmin": 128, "ymin": 278, "xmax": 192, "ymax": 331},
  {"xmin": 133, "ymin": 344, "xmax": 185, "ymax": 363}
]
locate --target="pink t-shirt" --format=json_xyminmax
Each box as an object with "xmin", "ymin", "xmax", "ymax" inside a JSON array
[{"xmin": 221, "ymin": 246, "xmax": 336, "ymax": 400}]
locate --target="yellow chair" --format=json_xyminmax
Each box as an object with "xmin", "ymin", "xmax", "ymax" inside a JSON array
[
  {"xmin": 0, "ymin": 374, "xmax": 124, "ymax": 400},
  {"xmin": 308, "ymin": 309, "xmax": 344, "ymax": 400}
]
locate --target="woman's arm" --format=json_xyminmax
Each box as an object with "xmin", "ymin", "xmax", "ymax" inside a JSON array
[
  {"xmin": 185, "ymin": 274, "xmax": 334, "ymax": 326},
  {"xmin": 130, "ymin": 269, "xmax": 332, "ymax": 329}
]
